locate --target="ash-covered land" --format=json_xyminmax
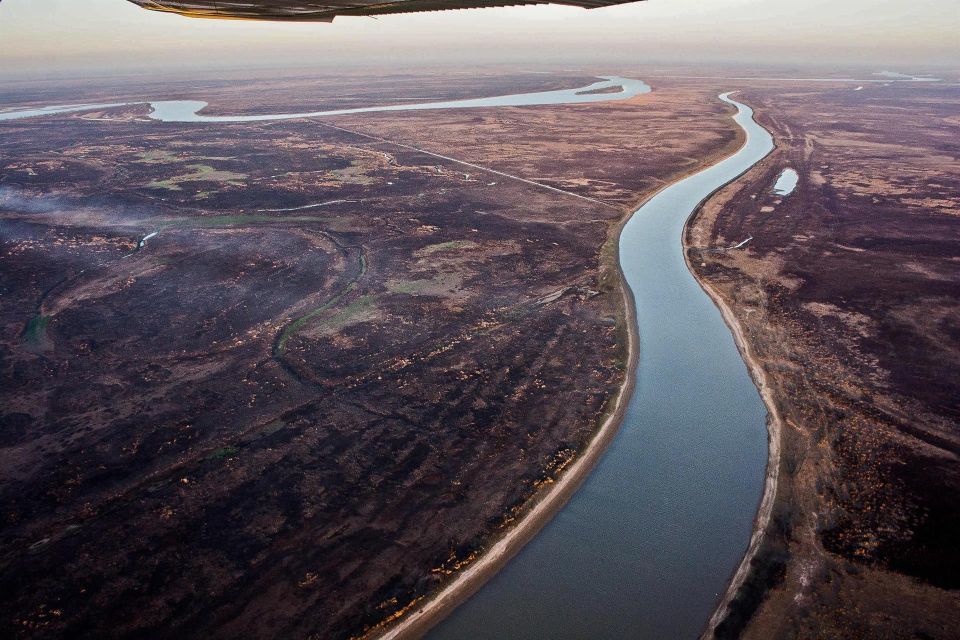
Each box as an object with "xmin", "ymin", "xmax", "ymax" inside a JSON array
[
  {"xmin": 0, "ymin": 72, "xmax": 739, "ymax": 639},
  {"xmin": 688, "ymin": 80, "xmax": 960, "ymax": 639}
]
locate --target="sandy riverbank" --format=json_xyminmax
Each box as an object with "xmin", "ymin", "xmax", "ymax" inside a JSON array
[
  {"xmin": 689, "ymin": 268, "xmax": 784, "ymax": 639},
  {"xmin": 374, "ymin": 233, "xmax": 641, "ymax": 640}
]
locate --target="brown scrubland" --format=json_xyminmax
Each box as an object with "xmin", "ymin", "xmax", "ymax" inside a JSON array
[{"xmin": 687, "ymin": 79, "xmax": 960, "ymax": 640}]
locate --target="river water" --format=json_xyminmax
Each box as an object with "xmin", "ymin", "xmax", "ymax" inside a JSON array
[
  {"xmin": 773, "ymin": 168, "xmax": 799, "ymax": 196},
  {"xmin": 428, "ymin": 93, "xmax": 773, "ymax": 640}
]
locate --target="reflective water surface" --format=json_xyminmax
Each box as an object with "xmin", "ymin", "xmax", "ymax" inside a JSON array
[{"xmin": 773, "ymin": 168, "xmax": 799, "ymax": 196}]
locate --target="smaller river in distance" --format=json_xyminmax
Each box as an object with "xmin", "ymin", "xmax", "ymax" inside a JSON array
[
  {"xmin": 428, "ymin": 93, "xmax": 773, "ymax": 640},
  {"xmin": 0, "ymin": 77, "xmax": 649, "ymax": 123}
]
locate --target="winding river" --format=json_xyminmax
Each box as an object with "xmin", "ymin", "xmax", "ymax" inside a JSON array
[
  {"xmin": 427, "ymin": 93, "xmax": 774, "ymax": 639},
  {"xmin": 2, "ymin": 78, "xmax": 774, "ymax": 638}
]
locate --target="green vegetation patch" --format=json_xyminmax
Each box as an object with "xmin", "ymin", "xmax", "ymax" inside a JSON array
[
  {"xmin": 386, "ymin": 273, "xmax": 462, "ymax": 297},
  {"xmin": 207, "ymin": 445, "xmax": 240, "ymax": 460},
  {"xmin": 135, "ymin": 150, "xmax": 235, "ymax": 164},
  {"xmin": 387, "ymin": 278, "xmax": 439, "ymax": 295},
  {"xmin": 135, "ymin": 150, "xmax": 181, "ymax": 164},
  {"xmin": 276, "ymin": 251, "xmax": 369, "ymax": 354},
  {"xmin": 414, "ymin": 240, "xmax": 478, "ymax": 257},
  {"xmin": 278, "ymin": 294, "xmax": 379, "ymax": 352},
  {"xmin": 145, "ymin": 164, "xmax": 247, "ymax": 191},
  {"xmin": 24, "ymin": 314, "xmax": 51, "ymax": 349},
  {"xmin": 315, "ymin": 295, "xmax": 379, "ymax": 335},
  {"xmin": 275, "ymin": 288, "xmax": 373, "ymax": 354}
]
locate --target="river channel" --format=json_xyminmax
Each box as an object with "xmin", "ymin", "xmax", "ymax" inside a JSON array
[{"xmin": 427, "ymin": 92, "xmax": 773, "ymax": 640}]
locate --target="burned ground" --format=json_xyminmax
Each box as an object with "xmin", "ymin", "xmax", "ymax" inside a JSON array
[{"xmin": 0, "ymin": 73, "xmax": 738, "ymax": 639}]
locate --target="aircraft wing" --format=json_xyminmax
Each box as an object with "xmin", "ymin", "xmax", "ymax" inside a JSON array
[{"xmin": 127, "ymin": 0, "xmax": 642, "ymax": 22}]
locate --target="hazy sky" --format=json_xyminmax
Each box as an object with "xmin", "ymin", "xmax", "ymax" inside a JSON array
[{"xmin": 1, "ymin": 0, "xmax": 957, "ymax": 79}]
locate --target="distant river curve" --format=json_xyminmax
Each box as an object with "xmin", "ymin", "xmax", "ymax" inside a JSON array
[
  {"xmin": 427, "ymin": 93, "xmax": 773, "ymax": 639},
  {"xmin": 0, "ymin": 76, "xmax": 649, "ymax": 123}
]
